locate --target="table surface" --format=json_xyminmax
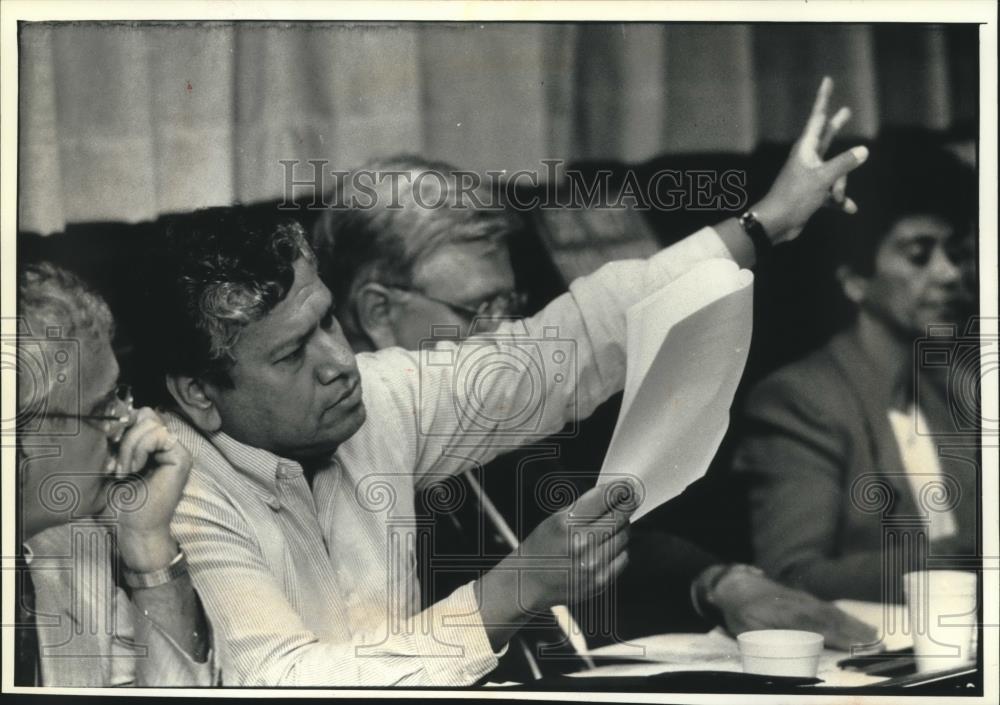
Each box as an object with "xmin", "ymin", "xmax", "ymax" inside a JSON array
[{"xmin": 563, "ymin": 600, "xmax": 915, "ymax": 688}]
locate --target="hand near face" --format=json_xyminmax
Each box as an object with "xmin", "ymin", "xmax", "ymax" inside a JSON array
[
  {"xmin": 109, "ymin": 407, "xmax": 193, "ymax": 572},
  {"xmin": 513, "ymin": 482, "xmax": 635, "ymax": 611},
  {"xmin": 755, "ymin": 76, "xmax": 869, "ymax": 244},
  {"xmin": 712, "ymin": 567, "xmax": 879, "ymax": 651}
]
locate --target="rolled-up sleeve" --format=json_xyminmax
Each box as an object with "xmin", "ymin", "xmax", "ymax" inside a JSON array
[{"xmin": 363, "ymin": 226, "xmax": 734, "ymax": 490}]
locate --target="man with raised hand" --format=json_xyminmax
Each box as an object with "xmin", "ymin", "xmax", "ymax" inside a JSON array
[
  {"xmin": 311, "ymin": 151, "xmax": 877, "ymax": 663},
  {"xmin": 139, "ymin": 78, "xmax": 868, "ymax": 685}
]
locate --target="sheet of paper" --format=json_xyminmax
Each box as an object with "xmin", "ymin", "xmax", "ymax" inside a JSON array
[
  {"xmin": 835, "ymin": 599, "xmax": 914, "ymax": 652},
  {"xmin": 598, "ymin": 258, "xmax": 754, "ymax": 521}
]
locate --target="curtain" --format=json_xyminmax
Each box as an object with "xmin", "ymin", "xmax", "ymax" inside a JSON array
[{"xmin": 18, "ymin": 22, "xmax": 977, "ymax": 235}]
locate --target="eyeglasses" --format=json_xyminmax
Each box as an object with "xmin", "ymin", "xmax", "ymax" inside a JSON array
[
  {"xmin": 44, "ymin": 384, "xmax": 134, "ymax": 439},
  {"xmin": 390, "ymin": 287, "xmax": 527, "ymax": 321}
]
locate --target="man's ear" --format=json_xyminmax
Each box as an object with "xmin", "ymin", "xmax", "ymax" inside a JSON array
[
  {"xmin": 165, "ymin": 374, "xmax": 222, "ymax": 433},
  {"xmin": 355, "ymin": 282, "xmax": 400, "ymax": 350},
  {"xmin": 836, "ymin": 264, "xmax": 868, "ymax": 306}
]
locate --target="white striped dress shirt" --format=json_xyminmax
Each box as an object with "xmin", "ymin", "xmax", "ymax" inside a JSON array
[{"xmin": 168, "ymin": 226, "xmax": 733, "ymax": 686}]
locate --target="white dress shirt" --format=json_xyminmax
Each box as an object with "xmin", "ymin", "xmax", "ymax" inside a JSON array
[
  {"xmin": 887, "ymin": 405, "xmax": 958, "ymax": 541},
  {"xmin": 168, "ymin": 226, "xmax": 737, "ymax": 686}
]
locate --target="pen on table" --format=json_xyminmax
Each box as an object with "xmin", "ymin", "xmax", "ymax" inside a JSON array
[{"xmin": 463, "ymin": 468, "xmax": 596, "ymax": 670}]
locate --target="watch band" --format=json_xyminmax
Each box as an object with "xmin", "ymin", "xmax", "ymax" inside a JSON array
[
  {"xmin": 739, "ymin": 210, "xmax": 772, "ymax": 259},
  {"xmin": 122, "ymin": 551, "xmax": 188, "ymax": 590}
]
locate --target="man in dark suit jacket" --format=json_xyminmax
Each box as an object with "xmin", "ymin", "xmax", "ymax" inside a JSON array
[{"xmin": 734, "ymin": 142, "xmax": 978, "ymax": 603}]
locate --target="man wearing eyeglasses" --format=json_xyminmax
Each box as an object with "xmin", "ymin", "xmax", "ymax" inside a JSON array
[
  {"xmin": 309, "ymin": 154, "xmax": 528, "ymax": 351},
  {"xmin": 13, "ymin": 262, "xmax": 213, "ymax": 686},
  {"xmin": 140, "ymin": 79, "xmax": 870, "ymax": 686},
  {"xmin": 311, "ymin": 154, "xmax": 877, "ymax": 676}
]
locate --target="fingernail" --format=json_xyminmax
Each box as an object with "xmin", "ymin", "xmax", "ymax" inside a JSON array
[{"xmin": 851, "ymin": 146, "xmax": 869, "ymax": 163}]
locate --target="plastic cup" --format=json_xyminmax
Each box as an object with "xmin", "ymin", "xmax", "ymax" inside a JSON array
[
  {"xmin": 903, "ymin": 570, "xmax": 977, "ymax": 673},
  {"xmin": 737, "ymin": 629, "xmax": 824, "ymax": 678}
]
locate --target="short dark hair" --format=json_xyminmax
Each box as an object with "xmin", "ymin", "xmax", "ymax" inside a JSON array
[
  {"xmin": 136, "ymin": 207, "xmax": 313, "ymax": 401},
  {"xmin": 838, "ymin": 133, "xmax": 975, "ymax": 276},
  {"xmin": 310, "ymin": 154, "xmax": 521, "ymax": 345}
]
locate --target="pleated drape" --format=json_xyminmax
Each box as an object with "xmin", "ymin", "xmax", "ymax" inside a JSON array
[{"xmin": 18, "ymin": 22, "xmax": 977, "ymax": 235}]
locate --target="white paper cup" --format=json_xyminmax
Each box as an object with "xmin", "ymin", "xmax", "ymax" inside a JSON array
[
  {"xmin": 903, "ymin": 570, "xmax": 977, "ymax": 673},
  {"xmin": 737, "ymin": 629, "xmax": 824, "ymax": 678}
]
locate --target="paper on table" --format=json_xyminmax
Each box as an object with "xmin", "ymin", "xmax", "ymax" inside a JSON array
[
  {"xmin": 598, "ymin": 258, "xmax": 753, "ymax": 521},
  {"xmin": 835, "ymin": 599, "xmax": 913, "ymax": 652}
]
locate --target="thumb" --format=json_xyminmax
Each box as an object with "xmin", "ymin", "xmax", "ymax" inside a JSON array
[
  {"xmin": 822, "ymin": 145, "xmax": 869, "ymax": 181},
  {"xmin": 569, "ymin": 484, "xmax": 612, "ymax": 521},
  {"xmin": 606, "ymin": 478, "xmax": 641, "ymax": 513},
  {"xmin": 570, "ymin": 480, "xmax": 637, "ymax": 522}
]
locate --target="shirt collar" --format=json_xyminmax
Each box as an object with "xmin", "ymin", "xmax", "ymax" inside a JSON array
[
  {"xmin": 161, "ymin": 409, "xmax": 315, "ymax": 491},
  {"xmin": 209, "ymin": 430, "xmax": 307, "ymax": 490}
]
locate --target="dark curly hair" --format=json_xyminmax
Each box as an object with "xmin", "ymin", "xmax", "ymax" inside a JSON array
[
  {"xmin": 837, "ymin": 134, "xmax": 975, "ymax": 276},
  {"xmin": 135, "ymin": 206, "xmax": 314, "ymax": 403}
]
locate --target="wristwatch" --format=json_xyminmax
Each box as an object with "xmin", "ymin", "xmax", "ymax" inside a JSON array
[
  {"xmin": 739, "ymin": 210, "xmax": 772, "ymax": 259},
  {"xmin": 122, "ymin": 551, "xmax": 188, "ymax": 590}
]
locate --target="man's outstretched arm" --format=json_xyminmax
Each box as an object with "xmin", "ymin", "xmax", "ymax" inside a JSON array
[{"xmin": 393, "ymin": 76, "xmax": 869, "ymax": 488}]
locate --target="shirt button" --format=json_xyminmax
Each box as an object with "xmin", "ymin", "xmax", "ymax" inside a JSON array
[{"xmin": 266, "ymin": 495, "xmax": 282, "ymax": 511}]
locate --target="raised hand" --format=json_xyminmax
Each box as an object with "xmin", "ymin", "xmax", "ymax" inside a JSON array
[{"xmin": 754, "ymin": 76, "xmax": 869, "ymax": 244}]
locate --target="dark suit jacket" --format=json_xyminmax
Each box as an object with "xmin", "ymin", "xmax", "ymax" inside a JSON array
[{"xmin": 733, "ymin": 325, "xmax": 979, "ymax": 603}]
